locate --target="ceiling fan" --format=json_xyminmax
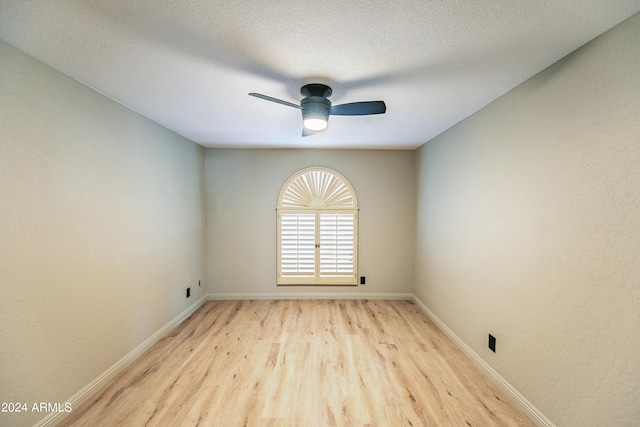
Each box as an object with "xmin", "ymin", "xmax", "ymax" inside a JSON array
[{"xmin": 249, "ymin": 83, "xmax": 386, "ymax": 136}]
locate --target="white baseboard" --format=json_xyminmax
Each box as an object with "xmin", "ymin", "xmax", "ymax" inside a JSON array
[
  {"xmin": 35, "ymin": 295, "xmax": 207, "ymax": 427},
  {"xmin": 410, "ymin": 295, "xmax": 555, "ymax": 427},
  {"xmin": 207, "ymin": 292, "xmax": 413, "ymax": 300}
]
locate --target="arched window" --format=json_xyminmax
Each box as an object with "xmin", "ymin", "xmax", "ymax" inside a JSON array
[{"xmin": 276, "ymin": 167, "xmax": 359, "ymax": 285}]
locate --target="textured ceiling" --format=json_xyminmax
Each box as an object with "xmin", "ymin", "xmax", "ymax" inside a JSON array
[{"xmin": 1, "ymin": 1, "xmax": 638, "ymax": 149}]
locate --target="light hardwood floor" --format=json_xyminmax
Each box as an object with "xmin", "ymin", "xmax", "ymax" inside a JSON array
[{"xmin": 59, "ymin": 300, "xmax": 535, "ymax": 426}]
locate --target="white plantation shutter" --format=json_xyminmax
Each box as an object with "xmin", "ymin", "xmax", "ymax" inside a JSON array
[
  {"xmin": 319, "ymin": 212, "xmax": 357, "ymax": 282},
  {"xmin": 277, "ymin": 168, "xmax": 358, "ymax": 285},
  {"xmin": 280, "ymin": 169, "xmax": 355, "ymax": 209},
  {"xmin": 279, "ymin": 212, "xmax": 316, "ymax": 284}
]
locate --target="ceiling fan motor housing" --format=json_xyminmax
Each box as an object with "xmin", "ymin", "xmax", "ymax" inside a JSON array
[
  {"xmin": 300, "ymin": 84, "xmax": 332, "ymax": 125},
  {"xmin": 301, "ymin": 96, "xmax": 331, "ymax": 121}
]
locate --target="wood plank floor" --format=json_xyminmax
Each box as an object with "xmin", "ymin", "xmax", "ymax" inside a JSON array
[{"xmin": 59, "ymin": 300, "xmax": 535, "ymax": 427}]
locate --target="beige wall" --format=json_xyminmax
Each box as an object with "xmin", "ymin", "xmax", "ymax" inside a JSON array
[
  {"xmin": 205, "ymin": 148, "xmax": 416, "ymax": 296},
  {"xmin": 0, "ymin": 41, "xmax": 205, "ymax": 427},
  {"xmin": 414, "ymin": 14, "xmax": 640, "ymax": 427}
]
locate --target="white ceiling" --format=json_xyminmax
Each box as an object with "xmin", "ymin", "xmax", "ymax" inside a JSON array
[{"xmin": 1, "ymin": 1, "xmax": 638, "ymax": 149}]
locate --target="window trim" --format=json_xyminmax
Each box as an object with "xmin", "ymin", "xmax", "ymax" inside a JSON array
[{"xmin": 276, "ymin": 167, "xmax": 359, "ymax": 286}]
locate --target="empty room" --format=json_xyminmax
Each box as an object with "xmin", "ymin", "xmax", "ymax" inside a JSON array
[{"xmin": 1, "ymin": 1, "xmax": 639, "ymax": 426}]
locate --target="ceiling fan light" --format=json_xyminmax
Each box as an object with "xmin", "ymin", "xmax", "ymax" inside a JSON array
[{"xmin": 303, "ymin": 117, "xmax": 328, "ymax": 131}]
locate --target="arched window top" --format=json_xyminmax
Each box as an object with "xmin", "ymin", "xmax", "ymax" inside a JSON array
[{"xmin": 277, "ymin": 167, "xmax": 358, "ymax": 209}]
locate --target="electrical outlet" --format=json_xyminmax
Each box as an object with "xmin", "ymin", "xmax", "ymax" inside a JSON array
[
  {"xmin": 186, "ymin": 287, "xmax": 191, "ymax": 298},
  {"xmin": 488, "ymin": 334, "xmax": 496, "ymax": 352},
  {"xmin": 360, "ymin": 276, "xmax": 366, "ymax": 285}
]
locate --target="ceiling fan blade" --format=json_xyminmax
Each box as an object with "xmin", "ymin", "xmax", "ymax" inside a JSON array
[
  {"xmin": 330, "ymin": 101, "xmax": 386, "ymax": 116},
  {"xmin": 248, "ymin": 93, "xmax": 300, "ymax": 109}
]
